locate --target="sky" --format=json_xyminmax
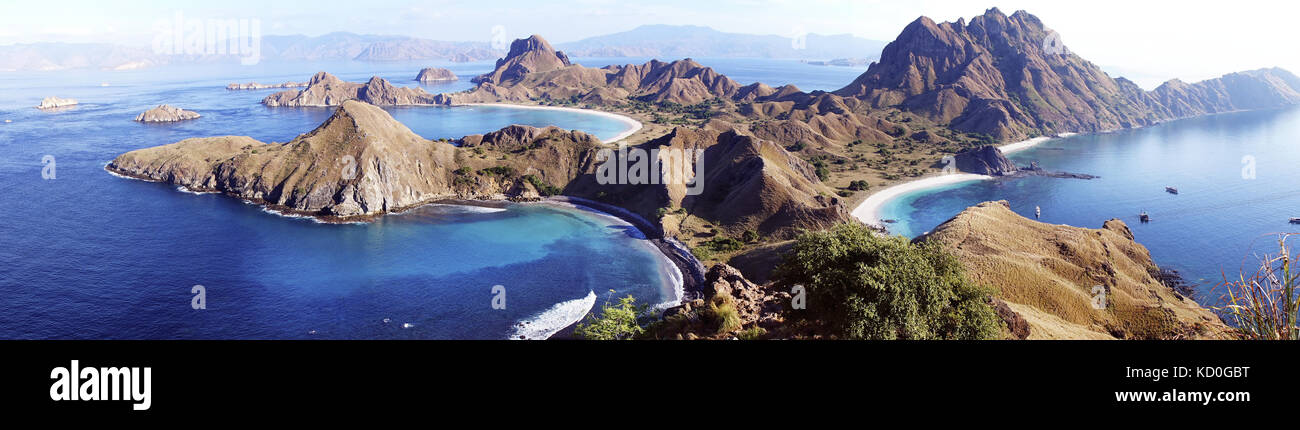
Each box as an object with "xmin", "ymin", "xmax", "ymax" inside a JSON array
[{"xmin": 2, "ymin": 0, "xmax": 1297, "ymax": 87}]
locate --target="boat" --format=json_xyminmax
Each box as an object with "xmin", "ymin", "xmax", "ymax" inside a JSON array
[
  {"xmin": 1140, "ymin": 211, "xmax": 1151, "ymax": 223},
  {"xmin": 1290, "ymin": 217, "xmax": 1300, "ymax": 224},
  {"xmin": 1035, "ymin": 206, "xmax": 1041, "ymax": 218},
  {"xmin": 1165, "ymin": 187, "xmax": 1179, "ymax": 195}
]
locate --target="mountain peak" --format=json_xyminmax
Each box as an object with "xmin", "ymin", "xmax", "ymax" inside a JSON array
[{"xmin": 473, "ymin": 34, "xmax": 573, "ymax": 85}]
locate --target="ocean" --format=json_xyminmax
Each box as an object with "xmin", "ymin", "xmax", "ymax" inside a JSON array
[{"xmin": 878, "ymin": 107, "xmax": 1300, "ymax": 302}]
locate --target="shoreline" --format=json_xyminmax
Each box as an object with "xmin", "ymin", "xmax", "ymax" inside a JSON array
[
  {"xmin": 457, "ymin": 102, "xmax": 644, "ymax": 144},
  {"xmin": 851, "ymin": 133, "xmax": 1078, "ymax": 227}
]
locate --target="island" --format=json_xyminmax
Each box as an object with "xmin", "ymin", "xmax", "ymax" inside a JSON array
[
  {"xmin": 36, "ymin": 96, "xmax": 77, "ymax": 109},
  {"xmin": 261, "ymin": 72, "xmax": 439, "ymax": 107},
  {"xmin": 226, "ymin": 81, "xmax": 309, "ymax": 90},
  {"xmin": 415, "ymin": 67, "xmax": 458, "ymax": 82},
  {"xmin": 134, "ymin": 105, "xmax": 200, "ymax": 122}
]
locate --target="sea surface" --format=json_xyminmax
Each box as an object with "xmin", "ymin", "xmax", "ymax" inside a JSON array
[{"xmin": 879, "ymin": 107, "xmax": 1300, "ymax": 302}]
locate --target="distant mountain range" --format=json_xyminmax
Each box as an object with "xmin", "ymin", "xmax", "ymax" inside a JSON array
[
  {"xmin": 0, "ymin": 25, "xmax": 886, "ymax": 72},
  {"xmin": 555, "ymin": 25, "xmax": 886, "ymax": 60}
]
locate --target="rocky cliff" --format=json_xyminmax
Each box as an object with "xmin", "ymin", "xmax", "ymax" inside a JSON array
[
  {"xmin": 918, "ymin": 201, "xmax": 1227, "ymax": 339},
  {"xmin": 954, "ymin": 145, "xmax": 1017, "ymax": 175},
  {"xmin": 263, "ymin": 72, "xmax": 439, "ymax": 107},
  {"xmin": 134, "ymin": 105, "xmax": 200, "ymax": 122},
  {"xmin": 832, "ymin": 8, "xmax": 1300, "ymax": 141}
]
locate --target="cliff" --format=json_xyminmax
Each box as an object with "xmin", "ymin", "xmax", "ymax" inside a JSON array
[
  {"xmin": 918, "ymin": 201, "xmax": 1228, "ymax": 339},
  {"xmin": 954, "ymin": 145, "xmax": 1017, "ymax": 175},
  {"xmin": 134, "ymin": 105, "xmax": 200, "ymax": 122},
  {"xmin": 263, "ymin": 72, "xmax": 439, "ymax": 107}
]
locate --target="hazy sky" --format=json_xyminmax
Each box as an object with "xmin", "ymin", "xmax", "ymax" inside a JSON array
[{"xmin": 3, "ymin": 0, "xmax": 1297, "ymax": 87}]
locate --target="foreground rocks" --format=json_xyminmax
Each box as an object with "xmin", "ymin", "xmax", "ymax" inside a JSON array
[
  {"xmin": 36, "ymin": 97, "xmax": 77, "ymax": 109},
  {"xmin": 134, "ymin": 105, "xmax": 200, "ymax": 122},
  {"xmin": 650, "ymin": 264, "xmax": 790, "ymax": 340},
  {"xmin": 918, "ymin": 201, "xmax": 1229, "ymax": 339}
]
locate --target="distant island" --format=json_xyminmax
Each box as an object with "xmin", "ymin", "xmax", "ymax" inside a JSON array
[
  {"xmin": 134, "ymin": 105, "xmax": 200, "ymax": 122},
  {"xmin": 556, "ymin": 24, "xmax": 886, "ymax": 60},
  {"xmin": 262, "ymin": 72, "xmax": 440, "ymax": 107},
  {"xmin": 415, "ymin": 67, "xmax": 458, "ymax": 82},
  {"xmin": 36, "ymin": 97, "xmax": 77, "ymax": 109},
  {"xmin": 226, "ymin": 81, "xmax": 309, "ymax": 90},
  {"xmin": 803, "ymin": 58, "xmax": 872, "ymax": 67}
]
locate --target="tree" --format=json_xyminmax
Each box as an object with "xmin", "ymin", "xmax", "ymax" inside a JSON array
[
  {"xmin": 574, "ymin": 293, "xmax": 647, "ymax": 340},
  {"xmin": 773, "ymin": 223, "xmax": 1001, "ymax": 339}
]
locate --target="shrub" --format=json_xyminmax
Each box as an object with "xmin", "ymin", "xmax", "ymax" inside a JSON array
[
  {"xmin": 742, "ymin": 230, "xmax": 760, "ymax": 243},
  {"xmin": 773, "ymin": 222, "xmax": 1001, "ymax": 339},
  {"xmin": 523, "ymin": 175, "xmax": 563, "ymax": 196},
  {"xmin": 708, "ymin": 297, "xmax": 743, "ymax": 335},
  {"xmin": 706, "ymin": 236, "xmax": 744, "ymax": 253},
  {"xmin": 738, "ymin": 326, "xmax": 767, "ymax": 340},
  {"xmin": 574, "ymin": 294, "xmax": 647, "ymax": 340},
  {"xmin": 848, "ymin": 180, "xmax": 870, "ymax": 191},
  {"xmin": 1214, "ymin": 234, "xmax": 1300, "ymax": 339}
]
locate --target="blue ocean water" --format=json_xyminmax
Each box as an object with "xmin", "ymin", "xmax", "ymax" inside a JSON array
[
  {"xmin": 879, "ymin": 107, "xmax": 1300, "ymax": 301},
  {"xmin": 0, "ymin": 61, "xmax": 677, "ymax": 339}
]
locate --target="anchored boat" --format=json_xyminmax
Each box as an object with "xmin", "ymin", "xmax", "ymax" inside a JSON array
[
  {"xmin": 1165, "ymin": 186, "xmax": 1179, "ymax": 195},
  {"xmin": 1140, "ymin": 211, "xmax": 1151, "ymax": 223},
  {"xmin": 1290, "ymin": 217, "xmax": 1300, "ymax": 224}
]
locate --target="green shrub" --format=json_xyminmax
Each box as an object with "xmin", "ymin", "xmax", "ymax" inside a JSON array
[
  {"xmin": 574, "ymin": 294, "xmax": 646, "ymax": 340},
  {"xmin": 708, "ymin": 298, "xmax": 743, "ymax": 335},
  {"xmin": 773, "ymin": 222, "xmax": 1000, "ymax": 340},
  {"xmin": 523, "ymin": 174, "xmax": 563, "ymax": 196},
  {"xmin": 738, "ymin": 326, "xmax": 767, "ymax": 340},
  {"xmin": 742, "ymin": 230, "xmax": 760, "ymax": 243},
  {"xmin": 706, "ymin": 236, "xmax": 744, "ymax": 253},
  {"xmin": 848, "ymin": 180, "xmax": 870, "ymax": 191}
]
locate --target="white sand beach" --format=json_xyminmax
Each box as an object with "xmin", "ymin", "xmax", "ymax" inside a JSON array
[
  {"xmin": 999, "ymin": 132, "xmax": 1078, "ymax": 154},
  {"xmin": 463, "ymin": 103, "xmax": 644, "ymax": 144},
  {"xmin": 851, "ymin": 173, "xmax": 992, "ymax": 225}
]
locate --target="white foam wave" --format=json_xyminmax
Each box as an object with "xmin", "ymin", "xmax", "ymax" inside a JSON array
[{"xmin": 507, "ymin": 290, "xmax": 597, "ymax": 340}]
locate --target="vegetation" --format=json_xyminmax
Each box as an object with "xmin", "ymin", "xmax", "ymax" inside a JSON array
[
  {"xmin": 773, "ymin": 222, "xmax": 1001, "ymax": 340},
  {"xmin": 1215, "ymin": 234, "xmax": 1300, "ymax": 339},
  {"xmin": 847, "ymin": 180, "xmax": 870, "ymax": 191},
  {"xmin": 707, "ymin": 296, "xmax": 743, "ymax": 335},
  {"xmin": 523, "ymin": 174, "xmax": 563, "ymax": 196},
  {"xmin": 574, "ymin": 293, "xmax": 647, "ymax": 340}
]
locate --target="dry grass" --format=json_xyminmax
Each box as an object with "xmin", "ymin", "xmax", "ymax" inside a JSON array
[{"xmin": 1213, "ymin": 234, "xmax": 1300, "ymax": 340}]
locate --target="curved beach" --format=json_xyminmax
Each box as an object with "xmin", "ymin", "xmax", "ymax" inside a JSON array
[
  {"xmin": 851, "ymin": 133, "xmax": 1075, "ymax": 226},
  {"xmin": 460, "ymin": 102, "xmax": 644, "ymax": 144}
]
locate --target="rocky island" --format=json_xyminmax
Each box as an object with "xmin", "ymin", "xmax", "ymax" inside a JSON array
[
  {"xmin": 226, "ymin": 81, "xmax": 309, "ymax": 90},
  {"xmin": 36, "ymin": 96, "xmax": 77, "ymax": 109},
  {"xmin": 134, "ymin": 105, "xmax": 200, "ymax": 122},
  {"xmin": 262, "ymin": 72, "xmax": 440, "ymax": 107},
  {"xmin": 415, "ymin": 67, "xmax": 457, "ymax": 82}
]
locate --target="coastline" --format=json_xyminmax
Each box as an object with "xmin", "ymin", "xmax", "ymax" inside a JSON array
[
  {"xmin": 457, "ymin": 102, "xmax": 644, "ymax": 144},
  {"xmin": 851, "ymin": 133, "xmax": 1077, "ymax": 227}
]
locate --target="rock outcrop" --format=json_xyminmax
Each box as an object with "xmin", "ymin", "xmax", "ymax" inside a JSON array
[
  {"xmin": 36, "ymin": 97, "xmax": 77, "ymax": 109},
  {"xmin": 134, "ymin": 105, "xmax": 200, "ymax": 122},
  {"xmin": 472, "ymin": 35, "xmax": 572, "ymax": 85},
  {"xmin": 650, "ymin": 264, "xmax": 790, "ymax": 340},
  {"xmin": 918, "ymin": 201, "xmax": 1228, "ymax": 339},
  {"xmin": 954, "ymin": 145, "xmax": 1017, "ymax": 175},
  {"xmin": 415, "ymin": 67, "xmax": 458, "ymax": 82},
  {"xmin": 262, "ymin": 72, "xmax": 439, "ymax": 107}
]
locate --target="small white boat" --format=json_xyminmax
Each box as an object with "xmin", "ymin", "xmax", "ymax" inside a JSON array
[{"xmin": 1035, "ymin": 206, "xmax": 1041, "ymax": 218}]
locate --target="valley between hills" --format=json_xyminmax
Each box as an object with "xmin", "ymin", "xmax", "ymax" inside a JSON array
[{"xmin": 106, "ymin": 8, "xmax": 1300, "ymax": 340}]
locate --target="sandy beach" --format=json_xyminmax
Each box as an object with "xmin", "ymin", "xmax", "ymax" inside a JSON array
[
  {"xmin": 851, "ymin": 173, "xmax": 992, "ymax": 225},
  {"xmin": 462, "ymin": 103, "xmax": 644, "ymax": 144},
  {"xmin": 852, "ymin": 133, "xmax": 1079, "ymax": 226}
]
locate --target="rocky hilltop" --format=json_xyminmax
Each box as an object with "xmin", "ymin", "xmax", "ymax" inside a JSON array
[
  {"xmin": 919, "ymin": 201, "xmax": 1227, "ymax": 339},
  {"xmin": 832, "ymin": 8, "xmax": 1300, "ymax": 141},
  {"xmin": 263, "ymin": 72, "xmax": 440, "ymax": 107},
  {"xmin": 36, "ymin": 97, "xmax": 77, "ymax": 109},
  {"xmin": 415, "ymin": 67, "xmax": 458, "ymax": 82},
  {"xmin": 443, "ymin": 35, "xmax": 747, "ymax": 106},
  {"xmin": 134, "ymin": 105, "xmax": 200, "ymax": 122},
  {"xmin": 953, "ymin": 145, "xmax": 1017, "ymax": 175}
]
